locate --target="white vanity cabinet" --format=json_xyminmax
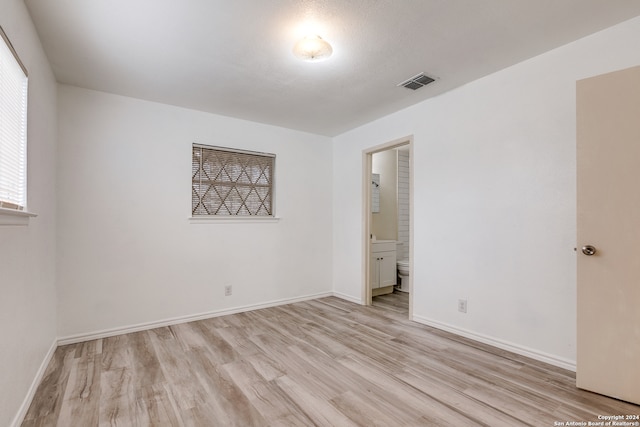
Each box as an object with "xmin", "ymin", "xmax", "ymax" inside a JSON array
[{"xmin": 370, "ymin": 241, "xmax": 396, "ymax": 296}]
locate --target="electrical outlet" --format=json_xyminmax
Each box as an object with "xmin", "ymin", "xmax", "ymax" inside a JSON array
[
  {"xmin": 224, "ymin": 285, "xmax": 232, "ymax": 296},
  {"xmin": 458, "ymin": 299, "xmax": 467, "ymax": 313}
]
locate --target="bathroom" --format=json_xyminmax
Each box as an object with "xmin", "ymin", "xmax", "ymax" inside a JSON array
[{"xmin": 371, "ymin": 145, "xmax": 410, "ymax": 302}]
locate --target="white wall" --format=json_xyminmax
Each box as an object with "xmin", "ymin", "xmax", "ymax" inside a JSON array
[
  {"xmin": 332, "ymin": 16, "xmax": 640, "ymax": 367},
  {"xmin": 397, "ymin": 150, "xmax": 410, "ymax": 261},
  {"xmin": 371, "ymin": 149, "xmax": 397, "ymax": 241},
  {"xmin": 57, "ymin": 85, "xmax": 333, "ymax": 338},
  {"xmin": 0, "ymin": 1, "xmax": 58, "ymax": 426}
]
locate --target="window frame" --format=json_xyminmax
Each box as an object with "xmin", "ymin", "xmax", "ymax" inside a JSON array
[
  {"xmin": 190, "ymin": 143, "xmax": 277, "ymax": 222},
  {"xmin": 0, "ymin": 25, "xmax": 35, "ymax": 225}
]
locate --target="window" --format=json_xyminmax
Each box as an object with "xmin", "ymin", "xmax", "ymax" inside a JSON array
[
  {"xmin": 192, "ymin": 144, "xmax": 275, "ymax": 216},
  {"xmin": 0, "ymin": 26, "xmax": 28, "ymax": 211}
]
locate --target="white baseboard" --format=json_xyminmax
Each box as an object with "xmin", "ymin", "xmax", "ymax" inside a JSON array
[
  {"xmin": 331, "ymin": 291, "xmax": 362, "ymax": 304},
  {"xmin": 412, "ymin": 314, "xmax": 576, "ymax": 372},
  {"xmin": 58, "ymin": 291, "xmax": 334, "ymax": 345},
  {"xmin": 11, "ymin": 339, "xmax": 57, "ymax": 427}
]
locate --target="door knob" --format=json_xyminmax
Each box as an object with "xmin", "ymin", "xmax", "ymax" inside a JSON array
[{"xmin": 582, "ymin": 245, "xmax": 597, "ymax": 256}]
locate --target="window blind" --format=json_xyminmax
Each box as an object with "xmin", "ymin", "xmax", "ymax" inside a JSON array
[
  {"xmin": 0, "ymin": 27, "xmax": 28, "ymax": 211},
  {"xmin": 192, "ymin": 145, "xmax": 275, "ymax": 216}
]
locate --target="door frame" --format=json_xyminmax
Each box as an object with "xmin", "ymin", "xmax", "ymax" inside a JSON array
[{"xmin": 362, "ymin": 135, "xmax": 414, "ymax": 319}]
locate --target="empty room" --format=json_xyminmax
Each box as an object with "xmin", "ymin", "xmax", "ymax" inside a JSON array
[{"xmin": 1, "ymin": 1, "xmax": 639, "ymax": 425}]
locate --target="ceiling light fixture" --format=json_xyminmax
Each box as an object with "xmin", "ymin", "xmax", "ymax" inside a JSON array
[{"xmin": 293, "ymin": 35, "xmax": 333, "ymax": 62}]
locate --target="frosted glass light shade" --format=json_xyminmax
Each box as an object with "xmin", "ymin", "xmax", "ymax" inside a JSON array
[{"xmin": 293, "ymin": 35, "xmax": 333, "ymax": 61}]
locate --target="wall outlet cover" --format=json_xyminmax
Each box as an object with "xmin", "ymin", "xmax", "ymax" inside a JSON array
[{"xmin": 458, "ymin": 299, "xmax": 467, "ymax": 313}]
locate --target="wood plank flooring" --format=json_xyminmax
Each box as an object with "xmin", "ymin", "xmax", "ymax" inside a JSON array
[
  {"xmin": 372, "ymin": 289, "xmax": 409, "ymax": 314},
  {"xmin": 23, "ymin": 296, "xmax": 638, "ymax": 426}
]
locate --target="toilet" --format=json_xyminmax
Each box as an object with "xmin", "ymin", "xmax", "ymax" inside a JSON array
[
  {"xmin": 396, "ymin": 259, "xmax": 410, "ymax": 292},
  {"xmin": 396, "ymin": 242, "xmax": 410, "ymax": 292}
]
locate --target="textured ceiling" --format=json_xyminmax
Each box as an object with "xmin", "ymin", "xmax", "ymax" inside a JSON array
[{"xmin": 25, "ymin": 0, "xmax": 640, "ymax": 136}]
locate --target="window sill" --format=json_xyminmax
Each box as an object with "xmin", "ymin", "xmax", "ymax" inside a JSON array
[
  {"xmin": 189, "ymin": 216, "xmax": 280, "ymax": 224},
  {"xmin": 0, "ymin": 208, "xmax": 38, "ymax": 226}
]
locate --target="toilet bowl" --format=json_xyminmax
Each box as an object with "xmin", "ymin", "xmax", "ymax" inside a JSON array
[{"xmin": 396, "ymin": 259, "xmax": 410, "ymax": 292}]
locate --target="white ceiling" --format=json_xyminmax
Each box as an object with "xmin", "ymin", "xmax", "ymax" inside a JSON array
[{"xmin": 25, "ymin": 0, "xmax": 640, "ymax": 136}]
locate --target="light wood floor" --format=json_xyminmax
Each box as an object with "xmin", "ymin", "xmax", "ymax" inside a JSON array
[
  {"xmin": 23, "ymin": 296, "xmax": 638, "ymax": 426},
  {"xmin": 372, "ymin": 289, "xmax": 409, "ymax": 314}
]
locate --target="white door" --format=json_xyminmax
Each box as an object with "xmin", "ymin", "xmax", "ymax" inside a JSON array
[
  {"xmin": 576, "ymin": 65, "xmax": 640, "ymax": 405},
  {"xmin": 370, "ymin": 254, "xmax": 380, "ymax": 289},
  {"xmin": 379, "ymin": 252, "xmax": 397, "ymax": 288}
]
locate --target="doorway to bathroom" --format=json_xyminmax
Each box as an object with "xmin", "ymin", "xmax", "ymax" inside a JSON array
[{"xmin": 362, "ymin": 136, "xmax": 413, "ymax": 319}]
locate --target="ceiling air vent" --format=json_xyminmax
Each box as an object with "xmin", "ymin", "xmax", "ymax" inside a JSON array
[{"xmin": 398, "ymin": 72, "xmax": 435, "ymax": 90}]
